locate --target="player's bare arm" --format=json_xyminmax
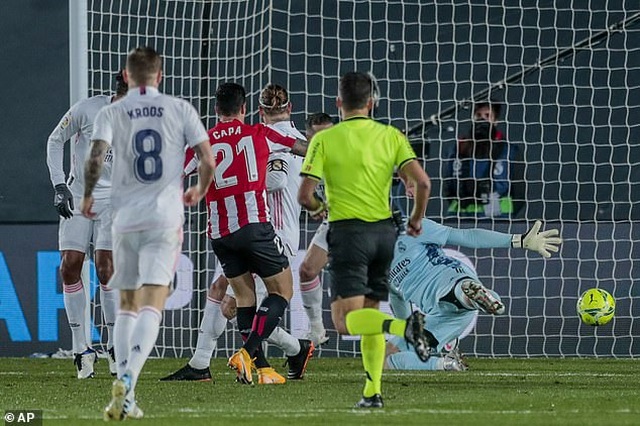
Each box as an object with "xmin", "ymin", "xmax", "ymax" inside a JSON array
[
  {"xmin": 399, "ymin": 159, "xmax": 431, "ymax": 236},
  {"xmin": 81, "ymin": 139, "xmax": 108, "ymax": 218},
  {"xmin": 398, "ymin": 168, "xmax": 415, "ymax": 198},
  {"xmin": 184, "ymin": 140, "xmax": 216, "ymax": 206},
  {"xmin": 290, "ymin": 138, "xmax": 309, "ymax": 157},
  {"xmin": 298, "ymin": 176, "xmax": 326, "ymax": 219}
]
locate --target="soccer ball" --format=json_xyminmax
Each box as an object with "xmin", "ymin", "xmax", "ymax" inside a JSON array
[{"xmin": 577, "ymin": 288, "xmax": 615, "ymax": 326}]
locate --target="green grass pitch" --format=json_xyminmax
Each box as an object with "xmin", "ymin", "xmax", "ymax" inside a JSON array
[{"xmin": 1, "ymin": 357, "xmax": 639, "ymax": 425}]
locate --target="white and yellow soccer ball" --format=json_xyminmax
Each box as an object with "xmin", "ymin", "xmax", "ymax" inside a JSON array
[{"xmin": 577, "ymin": 288, "xmax": 615, "ymax": 326}]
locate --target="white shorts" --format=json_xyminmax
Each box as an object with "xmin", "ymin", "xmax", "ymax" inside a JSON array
[
  {"xmin": 309, "ymin": 221, "xmax": 329, "ymax": 252},
  {"xmin": 108, "ymin": 227, "xmax": 183, "ymax": 290},
  {"xmin": 58, "ymin": 197, "xmax": 112, "ymax": 252}
]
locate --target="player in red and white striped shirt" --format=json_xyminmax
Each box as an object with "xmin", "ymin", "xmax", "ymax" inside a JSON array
[
  {"xmin": 161, "ymin": 85, "xmax": 314, "ymax": 384},
  {"xmin": 206, "ymin": 83, "xmax": 308, "ymax": 385}
]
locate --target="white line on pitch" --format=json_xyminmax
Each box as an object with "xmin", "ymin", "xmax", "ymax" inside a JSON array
[{"xmin": 46, "ymin": 408, "xmax": 637, "ymax": 420}]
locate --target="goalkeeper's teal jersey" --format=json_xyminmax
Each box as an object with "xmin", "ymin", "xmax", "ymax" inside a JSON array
[{"xmin": 389, "ymin": 219, "xmax": 512, "ymax": 313}]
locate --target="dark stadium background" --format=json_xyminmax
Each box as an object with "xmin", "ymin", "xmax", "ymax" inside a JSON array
[{"xmin": 0, "ymin": 0, "xmax": 638, "ymax": 357}]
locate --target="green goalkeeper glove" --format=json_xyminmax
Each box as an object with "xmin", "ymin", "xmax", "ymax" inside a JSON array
[{"xmin": 511, "ymin": 220, "xmax": 562, "ymax": 258}]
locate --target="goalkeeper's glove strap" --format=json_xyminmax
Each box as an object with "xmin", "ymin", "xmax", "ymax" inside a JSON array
[{"xmin": 511, "ymin": 234, "xmax": 523, "ymax": 249}]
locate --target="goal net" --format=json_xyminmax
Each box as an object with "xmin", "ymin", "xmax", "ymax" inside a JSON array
[{"xmin": 86, "ymin": 0, "xmax": 640, "ymax": 358}]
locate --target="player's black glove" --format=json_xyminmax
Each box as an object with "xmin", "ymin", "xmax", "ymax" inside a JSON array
[
  {"xmin": 391, "ymin": 210, "xmax": 406, "ymax": 235},
  {"xmin": 54, "ymin": 183, "xmax": 74, "ymax": 219}
]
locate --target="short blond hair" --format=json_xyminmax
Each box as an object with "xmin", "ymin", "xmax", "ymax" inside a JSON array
[{"xmin": 126, "ymin": 46, "xmax": 162, "ymax": 84}]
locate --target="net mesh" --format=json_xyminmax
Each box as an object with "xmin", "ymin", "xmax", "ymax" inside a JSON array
[{"xmin": 87, "ymin": 0, "xmax": 640, "ymax": 358}]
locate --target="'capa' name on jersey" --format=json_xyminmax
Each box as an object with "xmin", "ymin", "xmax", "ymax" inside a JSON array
[
  {"xmin": 127, "ymin": 107, "xmax": 164, "ymax": 119},
  {"xmin": 211, "ymin": 126, "xmax": 241, "ymax": 139}
]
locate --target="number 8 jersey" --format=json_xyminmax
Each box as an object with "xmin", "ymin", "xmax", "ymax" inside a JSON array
[
  {"xmin": 92, "ymin": 86, "xmax": 209, "ymax": 233},
  {"xmin": 205, "ymin": 119, "xmax": 297, "ymax": 239}
]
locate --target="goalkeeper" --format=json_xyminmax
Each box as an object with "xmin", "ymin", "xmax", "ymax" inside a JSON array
[{"xmin": 387, "ymin": 219, "xmax": 562, "ymax": 362}]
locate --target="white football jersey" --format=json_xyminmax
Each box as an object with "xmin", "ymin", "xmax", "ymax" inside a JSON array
[
  {"xmin": 266, "ymin": 120, "xmax": 304, "ymax": 254},
  {"xmin": 92, "ymin": 86, "xmax": 208, "ymax": 233},
  {"xmin": 47, "ymin": 95, "xmax": 113, "ymax": 200}
]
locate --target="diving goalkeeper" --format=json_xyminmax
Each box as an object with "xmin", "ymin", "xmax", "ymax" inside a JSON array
[{"xmin": 387, "ymin": 219, "xmax": 562, "ymax": 361}]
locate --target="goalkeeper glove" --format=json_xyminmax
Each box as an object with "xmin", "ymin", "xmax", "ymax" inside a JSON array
[
  {"xmin": 511, "ymin": 220, "xmax": 562, "ymax": 258},
  {"xmin": 53, "ymin": 183, "xmax": 74, "ymax": 219}
]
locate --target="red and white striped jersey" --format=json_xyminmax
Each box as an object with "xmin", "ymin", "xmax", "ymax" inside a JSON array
[
  {"xmin": 266, "ymin": 121, "xmax": 304, "ymax": 256},
  {"xmin": 205, "ymin": 119, "xmax": 297, "ymax": 239}
]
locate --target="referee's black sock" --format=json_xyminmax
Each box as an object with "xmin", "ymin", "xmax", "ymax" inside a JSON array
[{"xmin": 243, "ymin": 294, "xmax": 289, "ymax": 357}]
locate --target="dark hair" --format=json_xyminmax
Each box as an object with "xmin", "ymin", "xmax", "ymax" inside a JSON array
[
  {"xmin": 305, "ymin": 112, "xmax": 333, "ymax": 130},
  {"xmin": 126, "ymin": 46, "xmax": 162, "ymax": 84},
  {"xmin": 474, "ymin": 100, "xmax": 502, "ymax": 119},
  {"xmin": 339, "ymin": 71, "xmax": 374, "ymax": 110},
  {"xmin": 259, "ymin": 83, "xmax": 289, "ymax": 114},
  {"xmin": 215, "ymin": 83, "xmax": 246, "ymax": 116},
  {"xmin": 115, "ymin": 69, "xmax": 128, "ymax": 96}
]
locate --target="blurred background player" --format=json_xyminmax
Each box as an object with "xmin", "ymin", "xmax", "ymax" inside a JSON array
[
  {"xmin": 443, "ymin": 100, "xmax": 524, "ymax": 218},
  {"xmin": 81, "ymin": 46, "xmax": 215, "ymax": 420},
  {"xmin": 161, "ymin": 83, "xmax": 313, "ymax": 383},
  {"xmin": 201, "ymin": 82, "xmax": 308, "ymax": 386},
  {"xmin": 46, "ymin": 70, "xmax": 127, "ymax": 379},
  {"xmin": 388, "ymin": 219, "xmax": 562, "ymax": 365},
  {"xmin": 298, "ymin": 112, "xmax": 334, "ymax": 346},
  {"xmin": 298, "ymin": 71, "xmax": 432, "ymax": 408}
]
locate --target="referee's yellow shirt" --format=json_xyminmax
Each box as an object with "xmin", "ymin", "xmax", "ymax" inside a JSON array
[{"xmin": 301, "ymin": 116, "xmax": 417, "ymax": 222}]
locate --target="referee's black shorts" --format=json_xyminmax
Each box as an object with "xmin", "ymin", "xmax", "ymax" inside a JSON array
[
  {"xmin": 210, "ymin": 222, "xmax": 289, "ymax": 279},
  {"xmin": 327, "ymin": 218, "xmax": 397, "ymax": 302}
]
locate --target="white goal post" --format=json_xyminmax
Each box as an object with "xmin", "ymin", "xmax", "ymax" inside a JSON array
[{"xmin": 82, "ymin": 0, "xmax": 640, "ymax": 358}]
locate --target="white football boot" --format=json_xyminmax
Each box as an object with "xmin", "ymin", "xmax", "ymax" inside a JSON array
[
  {"xmin": 73, "ymin": 348, "xmax": 97, "ymax": 379},
  {"xmin": 461, "ymin": 280, "xmax": 505, "ymax": 315}
]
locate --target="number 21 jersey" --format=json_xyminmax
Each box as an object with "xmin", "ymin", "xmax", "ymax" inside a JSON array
[
  {"xmin": 206, "ymin": 119, "xmax": 296, "ymax": 239},
  {"xmin": 92, "ymin": 86, "xmax": 209, "ymax": 233}
]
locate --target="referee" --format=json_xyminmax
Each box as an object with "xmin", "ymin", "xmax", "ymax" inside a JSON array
[{"xmin": 298, "ymin": 71, "xmax": 431, "ymax": 408}]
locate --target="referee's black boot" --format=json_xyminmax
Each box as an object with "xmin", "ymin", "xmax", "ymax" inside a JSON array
[{"xmin": 355, "ymin": 394, "xmax": 384, "ymax": 408}]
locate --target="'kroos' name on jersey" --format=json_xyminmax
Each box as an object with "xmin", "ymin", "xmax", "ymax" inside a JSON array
[
  {"xmin": 127, "ymin": 106, "xmax": 164, "ymax": 119},
  {"xmin": 211, "ymin": 126, "xmax": 241, "ymax": 139}
]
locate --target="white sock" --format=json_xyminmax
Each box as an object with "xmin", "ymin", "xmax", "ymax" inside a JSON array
[
  {"xmin": 63, "ymin": 280, "xmax": 87, "ymax": 354},
  {"xmin": 267, "ymin": 327, "xmax": 301, "ymax": 357},
  {"xmin": 114, "ymin": 310, "xmax": 137, "ymax": 379},
  {"xmin": 100, "ymin": 284, "xmax": 119, "ymax": 348},
  {"xmin": 189, "ymin": 297, "xmax": 227, "ymax": 370},
  {"xmin": 300, "ymin": 277, "xmax": 324, "ymax": 329},
  {"xmin": 126, "ymin": 306, "xmax": 162, "ymax": 391}
]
